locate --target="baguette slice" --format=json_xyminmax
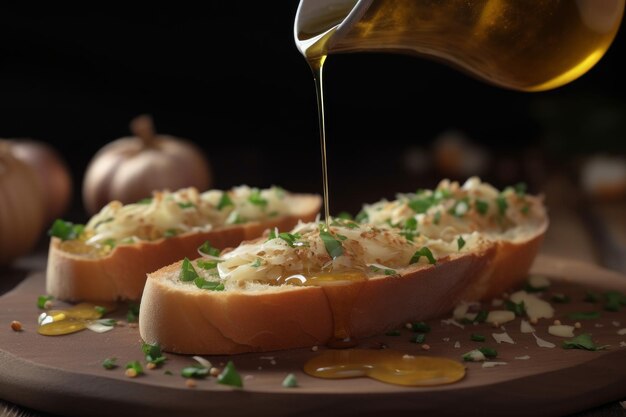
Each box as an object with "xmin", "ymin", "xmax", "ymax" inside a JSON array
[
  {"xmin": 140, "ymin": 213, "xmax": 547, "ymax": 355},
  {"xmin": 46, "ymin": 191, "xmax": 321, "ymax": 302}
]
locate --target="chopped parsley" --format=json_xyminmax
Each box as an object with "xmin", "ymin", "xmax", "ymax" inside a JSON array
[
  {"xmin": 217, "ymin": 361, "xmax": 243, "ymax": 388},
  {"xmin": 319, "ymin": 230, "xmax": 344, "ymax": 259},
  {"xmin": 278, "ymin": 232, "xmax": 303, "ymax": 247},
  {"xmin": 282, "ymin": 373, "xmax": 298, "ymax": 388},
  {"xmin": 584, "ymin": 291, "xmax": 601, "ymax": 303},
  {"xmin": 505, "ymin": 300, "xmax": 526, "ymax": 316},
  {"xmin": 163, "ymin": 229, "xmax": 178, "ymax": 238},
  {"xmin": 457, "ymin": 236, "xmax": 466, "ymax": 251},
  {"xmin": 337, "ymin": 211, "xmax": 353, "ymax": 220},
  {"xmin": 410, "ymin": 247, "xmax": 436, "ymax": 265},
  {"xmin": 604, "ymin": 290, "xmax": 626, "ymax": 312},
  {"xmin": 194, "ymin": 277, "xmax": 225, "ymax": 291},
  {"xmin": 408, "ymin": 196, "xmax": 435, "ymax": 214},
  {"xmin": 48, "ymin": 219, "xmax": 84, "ymax": 241},
  {"xmin": 474, "ymin": 310, "xmax": 489, "ymax": 323},
  {"xmin": 370, "ymin": 265, "xmax": 397, "ymax": 276},
  {"xmin": 251, "ymin": 258, "xmax": 262, "ymax": 268},
  {"xmin": 181, "ymin": 365, "xmax": 209, "ymax": 379},
  {"xmin": 127, "ymin": 303, "xmax": 140, "ymax": 323},
  {"xmin": 355, "ymin": 210, "xmax": 368, "ymax": 223},
  {"xmin": 196, "ymin": 260, "xmax": 218, "ymax": 270},
  {"xmin": 102, "ymin": 358, "xmax": 117, "ymax": 370},
  {"xmin": 562, "ymin": 333, "xmax": 608, "ymax": 351},
  {"xmin": 180, "ymin": 258, "xmax": 199, "ymax": 282},
  {"xmin": 477, "ymin": 347, "xmax": 498, "ymax": 358},
  {"xmin": 198, "ymin": 241, "xmax": 221, "ymax": 257},
  {"xmin": 248, "ymin": 189, "xmax": 268, "ymax": 209},
  {"xmin": 496, "ymin": 195, "xmax": 508, "ymax": 216},
  {"xmin": 267, "ymin": 228, "xmax": 278, "ymax": 241},
  {"xmin": 551, "ymin": 293, "xmax": 571, "ymax": 303},
  {"xmin": 470, "ymin": 333, "xmax": 486, "ymax": 342},
  {"xmin": 433, "ymin": 210, "xmax": 442, "ymax": 225},
  {"xmin": 475, "ymin": 199, "xmax": 489, "ymax": 215},
  {"xmin": 142, "ymin": 342, "xmax": 167, "ymax": 365},
  {"xmin": 514, "ymin": 182, "xmax": 527, "ymax": 196},
  {"xmin": 217, "ymin": 193, "xmax": 234, "ymax": 210},
  {"xmin": 136, "ymin": 198, "xmax": 153, "ymax": 204},
  {"xmin": 126, "ymin": 361, "xmax": 143, "ymax": 375},
  {"xmin": 94, "ymin": 305, "xmax": 107, "ymax": 315},
  {"xmin": 177, "ymin": 202, "xmax": 195, "ymax": 209},
  {"xmin": 37, "ymin": 295, "xmax": 54, "ymax": 309}
]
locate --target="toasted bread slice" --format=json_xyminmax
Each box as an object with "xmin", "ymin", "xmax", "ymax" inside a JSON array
[
  {"xmin": 46, "ymin": 187, "xmax": 321, "ymax": 302},
  {"xmin": 140, "ymin": 179, "xmax": 548, "ymax": 354}
]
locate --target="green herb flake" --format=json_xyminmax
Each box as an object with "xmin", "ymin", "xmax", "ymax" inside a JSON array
[
  {"xmin": 474, "ymin": 310, "xmax": 488, "ymax": 323},
  {"xmin": 433, "ymin": 210, "xmax": 442, "ymax": 225},
  {"xmin": 251, "ymin": 258, "xmax": 262, "ymax": 268},
  {"xmin": 505, "ymin": 300, "xmax": 526, "ymax": 317},
  {"xmin": 278, "ymin": 232, "xmax": 303, "ymax": 247},
  {"xmin": 457, "ymin": 236, "xmax": 466, "ymax": 251},
  {"xmin": 248, "ymin": 189, "xmax": 268, "ymax": 209},
  {"xmin": 181, "ymin": 365, "xmax": 209, "ymax": 379},
  {"xmin": 37, "ymin": 295, "xmax": 54, "ymax": 309},
  {"xmin": 177, "ymin": 202, "xmax": 195, "ymax": 209},
  {"xmin": 164, "ymin": 229, "xmax": 178, "ymax": 238},
  {"xmin": 478, "ymin": 347, "xmax": 498, "ymax": 358},
  {"xmin": 127, "ymin": 303, "xmax": 140, "ymax": 323},
  {"xmin": 319, "ymin": 230, "xmax": 344, "ymax": 259},
  {"xmin": 567, "ymin": 311, "xmax": 601, "ymax": 320},
  {"xmin": 604, "ymin": 290, "xmax": 626, "ymax": 312},
  {"xmin": 216, "ymin": 361, "xmax": 243, "ymax": 388},
  {"xmin": 449, "ymin": 198, "xmax": 470, "ymax": 217},
  {"xmin": 521, "ymin": 205, "xmax": 530, "ymax": 215},
  {"xmin": 385, "ymin": 329, "xmax": 401, "ymax": 336},
  {"xmin": 98, "ymin": 319, "xmax": 117, "ymax": 327},
  {"xmin": 48, "ymin": 219, "xmax": 85, "ymax": 241},
  {"xmin": 282, "ymin": 373, "xmax": 298, "ymax": 388},
  {"xmin": 404, "ymin": 217, "xmax": 418, "ymax": 231},
  {"xmin": 102, "ymin": 238, "xmax": 116, "ymax": 249},
  {"xmin": 197, "ymin": 260, "xmax": 218, "ymax": 270},
  {"xmin": 337, "ymin": 211, "xmax": 353, "ymax": 220},
  {"xmin": 355, "ymin": 210, "xmax": 368, "ymax": 223},
  {"xmin": 102, "ymin": 358, "xmax": 117, "ymax": 370},
  {"xmin": 411, "ymin": 322, "xmax": 431, "ymax": 333},
  {"xmin": 410, "ymin": 247, "xmax": 436, "ymax": 265},
  {"xmin": 180, "ymin": 258, "xmax": 200, "ymax": 282},
  {"xmin": 410, "ymin": 333, "xmax": 426, "ymax": 344},
  {"xmin": 217, "ymin": 193, "xmax": 234, "ymax": 210},
  {"xmin": 496, "ymin": 195, "xmax": 508, "ymax": 216},
  {"xmin": 194, "ymin": 277, "xmax": 225, "ymax": 291},
  {"xmin": 142, "ymin": 342, "xmax": 167, "ymax": 365},
  {"xmin": 94, "ymin": 305, "xmax": 107, "ymax": 315},
  {"xmin": 136, "ymin": 197, "xmax": 153, "ymax": 204},
  {"xmin": 562, "ymin": 333, "xmax": 608, "ymax": 351},
  {"xmin": 409, "ymin": 196, "xmax": 434, "ymax": 214},
  {"xmin": 126, "ymin": 361, "xmax": 143, "ymax": 375},
  {"xmin": 551, "ymin": 294, "xmax": 571, "ymax": 304},
  {"xmin": 475, "ymin": 199, "xmax": 489, "ymax": 215},
  {"xmin": 470, "ymin": 333, "xmax": 486, "ymax": 342},
  {"xmin": 198, "ymin": 241, "xmax": 221, "ymax": 257},
  {"xmin": 514, "ymin": 182, "xmax": 527, "ymax": 196}
]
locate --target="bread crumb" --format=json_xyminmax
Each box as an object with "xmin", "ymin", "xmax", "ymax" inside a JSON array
[
  {"xmin": 311, "ymin": 346, "xmax": 319, "ymax": 352},
  {"xmin": 454, "ymin": 341, "xmax": 461, "ymax": 349},
  {"xmin": 405, "ymin": 322, "xmax": 412, "ymax": 330},
  {"xmin": 209, "ymin": 367, "xmax": 220, "ymax": 377},
  {"xmin": 185, "ymin": 379, "xmax": 197, "ymax": 388},
  {"xmin": 617, "ymin": 328, "xmax": 626, "ymax": 336},
  {"xmin": 594, "ymin": 323, "xmax": 604, "ymax": 328},
  {"xmin": 10, "ymin": 321, "xmax": 22, "ymax": 332},
  {"xmin": 574, "ymin": 322, "xmax": 582, "ymax": 329},
  {"xmin": 125, "ymin": 368, "xmax": 138, "ymax": 378},
  {"xmin": 257, "ymin": 366, "xmax": 263, "ymax": 371},
  {"xmin": 442, "ymin": 337, "xmax": 450, "ymax": 342},
  {"xmin": 270, "ymin": 360, "xmax": 277, "ymax": 365},
  {"xmin": 146, "ymin": 362, "xmax": 157, "ymax": 370},
  {"xmin": 402, "ymin": 354, "xmax": 415, "ymax": 359},
  {"xmin": 530, "ymin": 318, "xmax": 538, "ymax": 325},
  {"xmin": 244, "ymin": 375, "xmax": 254, "ymax": 381},
  {"xmin": 612, "ymin": 321, "xmax": 621, "ymax": 327},
  {"xmin": 43, "ymin": 300, "xmax": 53, "ymax": 309},
  {"xmin": 553, "ymin": 320, "xmax": 561, "ymax": 326},
  {"xmin": 421, "ymin": 344, "xmax": 430, "ymax": 351}
]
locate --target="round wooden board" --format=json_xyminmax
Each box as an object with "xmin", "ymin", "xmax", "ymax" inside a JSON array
[{"xmin": 0, "ymin": 255, "xmax": 625, "ymax": 417}]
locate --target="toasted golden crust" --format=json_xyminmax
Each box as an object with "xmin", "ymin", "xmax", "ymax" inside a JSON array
[
  {"xmin": 46, "ymin": 195, "xmax": 321, "ymax": 302},
  {"xmin": 139, "ymin": 217, "xmax": 547, "ymax": 355}
]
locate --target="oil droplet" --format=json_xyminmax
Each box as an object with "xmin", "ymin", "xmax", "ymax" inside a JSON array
[
  {"xmin": 38, "ymin": 319, "xmax": 87, "ymax": 336},
  {"xmin": 304, "ymin": 349, "xmax": 466, "ymax": 386}
]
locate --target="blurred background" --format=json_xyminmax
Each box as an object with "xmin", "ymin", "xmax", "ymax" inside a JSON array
[{"xmin": 1, "ymin": 5, "xmax": 625, "ymax": 269}]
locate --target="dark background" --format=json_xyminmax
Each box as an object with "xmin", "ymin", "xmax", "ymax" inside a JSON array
[{"xmin": 1, "ymin": 5, "xmax": 625, "ymax": 217}]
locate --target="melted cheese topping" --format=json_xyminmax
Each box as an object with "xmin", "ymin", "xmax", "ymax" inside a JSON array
[
  {"xmin": 361, "ymin": 177, "xmax": 546, "ymax": 242},
  {"xmin": 78, "ymin": 185, "xmax": 291, "ymax": 250}
]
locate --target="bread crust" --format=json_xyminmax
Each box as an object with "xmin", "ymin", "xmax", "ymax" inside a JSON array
[
  {"xmin": 139, "ymin": 218, "xmax": 548, "ymax": 354},
  {"xmin": 46, "ymin": 194, "xmax": 321, "ymax": 302}
]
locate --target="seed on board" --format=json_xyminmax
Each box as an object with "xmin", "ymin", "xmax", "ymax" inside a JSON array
[
  {"xmin": 574, "ymin": 322, "xmax": 582, "ymax": 329},
  {"xmin": 146, "ymin": 362, "xmax": 157, "ymax": 370},
  {"xmin": 125, "ymin": 368, "xmax": 138, "ymax": 378},
  {"xmin": 186, "ymin": 379, "xmax": 197, "ymax": 388},
  {"xmin": 421, "ymin": 344, "xmax": 431, "ymax": 351},
  {"xmin": 209, "ymin": 367, "xmax": 220, "ymax": 377},
  {"xmin": 10, "ymin": 321, "xmax": 22, "ymax": 332}
]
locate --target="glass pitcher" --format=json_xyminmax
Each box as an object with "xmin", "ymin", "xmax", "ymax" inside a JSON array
[{"xmin": 294, "ymin": 0, "xmax": 624, "ymax": 91}]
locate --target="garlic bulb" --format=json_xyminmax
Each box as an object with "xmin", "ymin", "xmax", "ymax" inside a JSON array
[
  {"xmin": 82, "ymin": 115, "xmax": 212, "ymax": 215},
  {"xmin": 0, "ymin": 143, "xmax": 45, "ymax": 265},
  {"xmin": 6, "ymin": 139, "xmax": 73, "ymax": 223}
]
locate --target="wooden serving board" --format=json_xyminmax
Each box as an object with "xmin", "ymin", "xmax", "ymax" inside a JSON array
[{"xmin": 0, "ymin": 255, "xmax": 625, "ymax": 417}]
